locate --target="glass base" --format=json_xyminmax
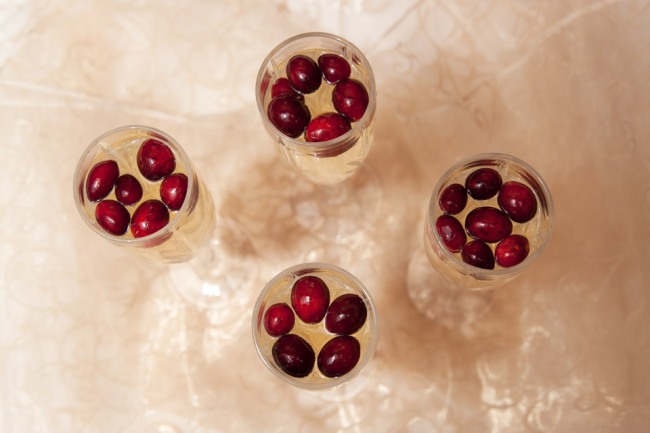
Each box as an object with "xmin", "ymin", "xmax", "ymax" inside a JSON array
[
  {"xmin": 291, "ymin": 164, "xmax": 382, "ymax": 245},
  {"xmin": 406, "ymin": 244, "xmax": 495, "ymax": 328},
  {"xmin": 167, "ymin": 217, "xmax": 258, "ymax": 310}
]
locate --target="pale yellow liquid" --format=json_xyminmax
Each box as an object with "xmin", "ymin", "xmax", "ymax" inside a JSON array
[
  {"xmin": 79, "ymin": 133, "xmax": 216, "ymax": 263},
  {"xmin": 254, "ymin": 267, "xmax": 376, "ymax": 388},
  {"xmin": 425, "ymin": 160, "xmax": 552, "ymax": 289},
  {"xmin": 264, "ymin": 48, "xmax": 375, "ymax": 185}
]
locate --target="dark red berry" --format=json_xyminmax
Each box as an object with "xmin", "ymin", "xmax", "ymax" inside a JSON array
[
  {"xmin": 305, "ymin": 112, "xmax": 351, "ymax": 142},
  {"xmin": 325, "ymin": 294, "xmax": 367, "ymax": 335},
  {"xmin": 286, "ymin": 55, "xmax": 322, "ymax": 94},
  {"xmin": 86, "ymin": 160, "xmax": 119, "ymax": 202},
  {"xmin": 465, "ymin": 168, "xmax": 502, "ymax": 200},
  {"xmin": 114, "ymin": 174, "xmax": 143, "ymax": 206},
  {"xmin": 137, "ymin": 138, "xmax": 176, "ymax": 181},
  {"xmin": 160, "ymin": 173, "xmax": 188, "ymax": 211},
  {"xmin": 439, "ymin": 183, "xmax": 467, "ymax": 215},
  {"xmin": 495, "ymin": 234, "xmax": 530, "ymax": 268},
  {"xmin": 272, "ymin": 334, "xmax": 315, "ymax": 378},
  {"xmin": 271, "ymin": 77, "xmax": 303, "ymax": 100},
  {"xmin": 332, "ymin": 79, "xmax": 369, "ymax": 122},
  {"xmin": 318, "ymin": 53, "xmax": 351, "ymax": 84},
  {"xmin": 317, "ymin": 335, "xmax": 361, "ymax": 378},
  {"xmin": 130, "ymin": 199, "xmax": 169, "ymax": 238},
  {"xmin": 95, "ymin": 199, "xmax": 130, "ymax": 236},
  {"xmin": 498, "ymin": 181, "xmax": 538, "ymax": 223},
  {"xmin": 264, "ymin": 303, "xmax": 295, "ymax": 337},
  {"xmin": 461, "ymin": 240, "xmax": 495, "ymax": 269},
  {"xmin": 436, "ymin": 215, "xmax": 467, "ymax": 253},
  {"xmin": 465, "ymin": 206, "xmax": 513, "ymax": 243},
  {"xmin": 267, "ymin": 94, "xmax": 311, "ymax": 138},
  {"xmin": 291, "ymin": 275, "xmax": 330, "ymax": 324}
]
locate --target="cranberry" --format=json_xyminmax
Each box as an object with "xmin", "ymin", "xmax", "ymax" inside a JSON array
[
  {"xmin": 272, "ymin": 334, "xmax": 315, "ymax": 378},
  {"xmin": 318, "ymin": 53, "xmax": 351, "ymax": 84},
  {"xmin": 95, "ymin": 199, "xmax": 130, "ymax": 236},
  {"xmin": 495, "ymin": 234, "xmax": 530, "ymax": 268},
  {"xmin": 130, "ymin": 199, "xmax": 169, "ymax": 238},
  {"xmin": 465, "ymin": 168, "xmax": 502, "ymax": 200},
  {"xmin": 498, "ymin": 181, "xmax": 538, "ymax": 223},
  {"xmin": 325, "ymin": 294, "xmax": 367, "ymax": 335},
  {"xmin": 317, "ymin": 335, "xmax": 361, "ymax": 378},
  {"xmin": 461, "ymin": 240, "xmax": 495, "ymax": 269},
  {"xmin": 332, "ymin": 79, "xmax": 369, "ymax": 122},
  {"xmin": 305, "ymin": 112, "xmax": 351, "ymax": 142},
  {"xmin": 436, "ymin": 215, "xmax": 467, "ymax": 253},
  {"xmin": 264, "ymin": 303, "xmax": 295, "ymax": 337},
  {"xmin": 438, "ymin": 183, "xmax": 467, "ymax": 215},
  {"xmin": 465, "ymin": 206, "xmax": 513, "ymax": 243},
  {"xmin": 114, "ymin": 174, "xmax": 143, "ymax": 206},
  {"xmin": 291, "ymin": 275, "xmax": 330, "ymax": 324},
  {"xmin": 86, "ymin": 160, "xmax": 119, "ymax": 202},
  {"xmin": 267, "ymin": 94, "xmax": 311, "ymax": 138},
  {"xmin": 137, "ymin": 138, "xmax": 176, "ymax": 181},
  {"xmin": 286, "ymin": 55, "xmax": 322, "ymax": 94},
  {"xmin": 160, "ymin": 173, "xmax": 188, "ymax": 211},
  {"xmin": 271, "ymin": 77, "xmax": 303, "ymax": 100}
]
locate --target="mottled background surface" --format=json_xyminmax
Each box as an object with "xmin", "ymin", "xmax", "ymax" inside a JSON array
[{"xmin": 1, "ymin": 1, "xmax": 649, "ymax": 432}]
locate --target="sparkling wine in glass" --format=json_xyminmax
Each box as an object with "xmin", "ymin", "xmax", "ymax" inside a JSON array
[
  {"xmin": 255, "ymin": 32, "xmax": 380, "ymax": 246},
  {"xmin": 73, "ymin": 125, "xmax": 258, "ymax": 308},
  {"xmin": 407, "ymin": 153, "xmax": 555, "ymax": 327},
  {"xmin": 252, "ymin": 262, "xmax": 378, "ymax": 391}
]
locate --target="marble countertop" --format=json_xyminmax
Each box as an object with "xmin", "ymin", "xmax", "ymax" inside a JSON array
[{"xmin": 2, "ymin": 1, "xmax": 649, "ymax": 432}]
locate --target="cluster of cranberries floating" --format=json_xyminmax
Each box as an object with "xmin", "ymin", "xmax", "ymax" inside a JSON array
[
  {"xmin": 266, "ymin": 52, "xmax": 369, "ymax": 142},
  {"xmin": 85, "ymin": 138, "xmax": 188, "ymax": 238},
  {"xmin": 436, "ymin": 167, "xmax": 538, "ymax": 269},
  {"xmin": 263, "ymin": 275, "xmax": 367, "ymax": 379}
]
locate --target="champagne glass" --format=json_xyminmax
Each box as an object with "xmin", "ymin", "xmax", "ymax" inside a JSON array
[
  {"xmin": 252, "ymin": 262, "xmax": 378, "ymax": 391},
  {"xmin": 73, "ymin": 125, "xmax": 258, "ymax": 308},
  {"xmin": 407, "ymin": 153, "xmax": 554, "ymax": 327},
  {"xmin": 255, "ymin": 32, "xmax": 379, "ymax": 247}
]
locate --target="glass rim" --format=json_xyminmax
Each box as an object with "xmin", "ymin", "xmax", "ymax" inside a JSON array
[
  {"xmin": 427, "ymin": 152, "xmax": 555, "ymax": 279},
  {"xmin": 73, "ymin": 124, "xmax": 198, "ymax": 246},
  {"xmin": 255, "ymin": 32, "xmax": 377, "ymax": 153},
  {"xmin": 251, "ymin": 261, "xmax": 379, "ymax": 391}
]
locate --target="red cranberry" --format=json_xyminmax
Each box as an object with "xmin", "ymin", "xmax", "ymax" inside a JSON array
[
  {"xmin": 114, "ymin": 174, "xmax": 143, "ymax": 206},
  {"xmin": 498, "ymin": 181, "xmax": 538, "ymax": 223},
  {"xmin": 137, "ymin": 138, "xmax": 176, "ymax": 181},
  {"xmin": 86, "ymin": 160, "xmax": 119, "ymax": 202},
  {"xmin": 465, "ymin": 206, "xmax": 513, "ymax": 243},
  {"xmin": 160, "ymin": 173, "xmax": 188, "ymax": 211},
  {"xmin": 305, "ymin": 112, "xmax": 351, "ymax": 142},
  {"xmin": 495, "ymin": 234, "xmax": 530, "ymax": 268},
  {"xmin": 465, "ymin": 168, "xmax": 502, "ymax": 200},
  {"xmin": 332, "ymin": 79, "xmax": 369, "ymax": 122},
  {"xmin": 264, "ymin": 303, "xmax": 295, "ymax": 337},
  {"xmin": 317, "ymin": 335, "xmax": 361, "ymax": 378},
  {"xmin": 291, "ymin": 275, "xmax": 330, "ymax": 324},
  {"xmin": 438, "ymin": 183, "xmax": 467, "ymax": 215},
  {"xmin": 130, "ymin": 199, "xmax": 169, "ymax": 238},
  {"xmin": 461, "ymin": 240, "xmax": 495, "ymax": 269},
  {"xmin": 318, "ymin": 53, "xmax": 351, "ymax": 84},
  {"xmin": 325, "ymin": 294, "xmax": 367, "ymax": 335},
  {"xmin": 272, "ymin": 334, "xmax": 315, "ymax": 378},
  {"xmin": 436, "ymin": 215, "xmax": 467, "ymax": 253},
  {"xmin": 271, "ymin": 77, "xmax": 303, "ymax": 100},
  {"xmin": 286, "ymin": 55, "xmax": 322, "ymax": 94},
  {"xmin": 267, "ymin": 94, "xmax": 311, "ymax": 138},
  {"xmin": 95, "ymin": 199, "xmax": 130, "ymax": 236}
]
